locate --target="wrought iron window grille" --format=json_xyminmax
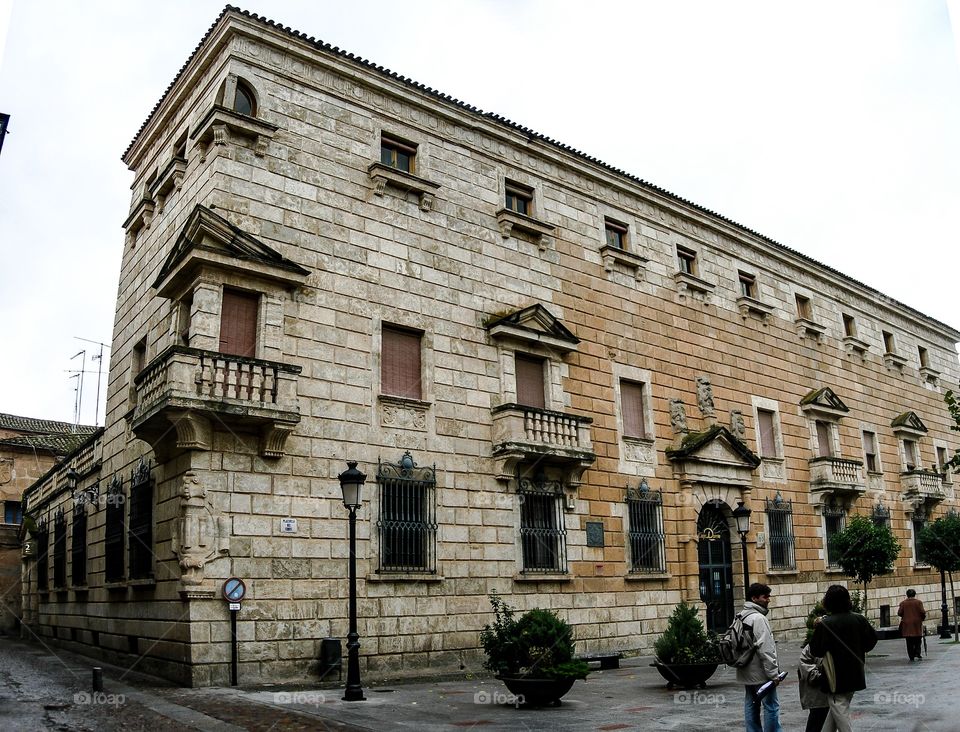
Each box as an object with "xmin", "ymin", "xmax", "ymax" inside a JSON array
[
  {"xmin": 35, "ymin": 518, "xmax": 49, "ymax": 591},
  {"xmin": 765, "ymin": 492, "xmax": 795, "ymax": 570},
  {"xmin": 72, "ymin": 499, "xmax": 87, "ymax": 586},
  {"xmin": 52, "ymin": 508, "xmax": 67, "ymax": 588},
  {"xmin": 376, "ymin": 451, "xmax": 437, "ymax": 573},
  {"xmin": 626, "ymin": 479, "xmax": 665, "ymax": 573},
  {"xmin": 517, "ymin": 471, "xmax": 567, "ymax": 573},
  {"xmin": 128, "ymin": 458, "xmax": 154, "ymax": 580},
  {"xmin": 822, "ymin": 501, "xmax": 846, "ymax": 569},
  {"xmin": 104, "ymin": 475, "xmax": 125, "ymax": 583}
]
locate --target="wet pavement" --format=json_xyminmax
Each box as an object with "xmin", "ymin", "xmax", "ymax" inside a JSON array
[{"xmin": 1, "ymin": 632, "xmax": 957, "ymax": 730}]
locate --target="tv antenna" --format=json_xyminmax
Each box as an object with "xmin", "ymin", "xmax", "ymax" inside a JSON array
[{"xmin": 75, "ymin": 337, "xmax": 110, "ymax": 426}]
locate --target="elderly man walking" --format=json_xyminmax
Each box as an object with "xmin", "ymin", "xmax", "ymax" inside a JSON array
[
  {"xmin": 736, "ymin": 582, "xmax": 783, "ymax": 732},
  {"xmin": 898, "ymin": 589, "xmax": 926, "ymax": 661}
]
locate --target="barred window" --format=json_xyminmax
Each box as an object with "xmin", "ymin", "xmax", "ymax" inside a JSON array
[
  {"xmin": 376, "ymin": 452, "xmax": 437, "ymax": 573},
  {"xmin": 53, "ymin": 509, "xmax": 67, "ymax": 588},
  {"xmin": 626, "ymin": 479, "xmax": 665, "ymax": 573},
  {"xmin": 35, "ymin": 519, "xmax": 49, "ymax": 591},
  {"xmin": 72, "ymin": 501, "xmax": 87, "ymax": 586},
  {"xmin": 913, "ymin": 512, "xmax": 930, "ymax": 565},
  {"xmin": 128, "ymin": 460, "xmax": 154, "ymax": 580},
  {"xmin": 765, "ymin": 494, "xmax": 795, "ymax": 570},
  {"xmin": 823, "ymin": 504, "xmax": 846, "ymax": 569},
  {"xmin": 518, "ymin": 472, "xmax": 566, "ymax": 573},
  {"xmin": 104, "ymin": 477, "xmax": 125, "ymax": 583}
]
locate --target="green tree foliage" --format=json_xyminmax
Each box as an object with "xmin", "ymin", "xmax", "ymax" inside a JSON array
[
  {"xmin": 945, "ymin": 389, "xmax": 960, "ymax": 472},
  {"xmin": 918, "ymin": 514, "xmax": 960, "ymax": 640},
  {"xmin": 653, "ymin": 601, "xmax": 719, "ymax": 664},
  {"xmin": 832, "ymin": 515, "xmax": 900, "ymax": 615},
  {"xmin": 479, "ymin": 595, "xmax": 590, "ymax": 680}
]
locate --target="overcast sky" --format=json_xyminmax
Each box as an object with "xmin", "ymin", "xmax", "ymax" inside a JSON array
[{"xmin": 1, "ymin": 0, "xmax": 958, "ymax": 426}]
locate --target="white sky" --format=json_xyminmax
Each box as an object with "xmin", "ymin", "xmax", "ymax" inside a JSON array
[{"xmin": 0, "ymin": 0, "xmax": 958, "ymax": 426}]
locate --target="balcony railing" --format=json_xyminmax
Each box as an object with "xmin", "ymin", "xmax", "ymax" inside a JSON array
[
  {"xmin": 808, "ymin": 456, "xmax": 865, "ymax": 495},
  {"xmin": 490, "ymin": 403, "xmax": 595, "ymax": 484},
  {"xmin": 131, "ymin": 346, "xmax": 301, "ymax": 457},
  {"xmin": 900, "ymin": 469, "xmax": 944, "ymax": 499}
]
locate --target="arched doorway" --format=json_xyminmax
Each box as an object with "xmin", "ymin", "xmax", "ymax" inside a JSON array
[{"xmin": 697, "ymin": 500, "xmax": 734, "ymax": 633}]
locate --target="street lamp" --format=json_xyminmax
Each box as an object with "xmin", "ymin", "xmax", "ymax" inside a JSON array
[
  {"xmin": 940, "ymin": 569, "xmax": 951, "ymax": 639},
  {"xmin": 732, "ymin": 501, "xmax": 752, "ymax": 600},
  {"xmin": 338, "ymin": 461, "xmax": 366, "ymax": 702}
]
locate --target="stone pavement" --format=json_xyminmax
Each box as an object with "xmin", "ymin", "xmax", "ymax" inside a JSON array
[{"xmin": 6, "ymin": 635, "xmax": 959, "ymax": 730}]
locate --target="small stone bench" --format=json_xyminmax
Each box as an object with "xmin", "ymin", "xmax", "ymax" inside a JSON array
[{"xmin": 577, "ymin": 652, "xmax": 623, "ymax": 670}]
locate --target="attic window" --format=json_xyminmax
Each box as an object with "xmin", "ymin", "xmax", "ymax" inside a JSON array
[{"xmin": 233, "ymin": 80, "xmax": 256, "ymax": 117}]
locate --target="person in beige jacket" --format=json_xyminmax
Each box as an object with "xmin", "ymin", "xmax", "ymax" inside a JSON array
[{"xmin": 735, "ymin": 583, "xmax": 783, "ymax": 732}]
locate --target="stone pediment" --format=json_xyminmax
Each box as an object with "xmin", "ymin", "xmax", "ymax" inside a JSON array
[
  {"xmin": 800, "ymin": 387, "xmax": 849, "ymax": 419},
  {"xmin": 666, "ymin": 424, "xmax": 760, "ymax": 486},
  {"xmin": 891, "ymin": 411, "xmax": 928, "ymax": 437},
  {"xmin": 485, "ymin": 304, "xmax": 579, "ymax": 354},
  {"xmin": 153, "ymin": 205, "xmax": 310, "ymax": 297}
]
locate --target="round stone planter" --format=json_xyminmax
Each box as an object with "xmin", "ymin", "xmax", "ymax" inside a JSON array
[
  {"xmin": 497, "ymin": 676, "xmax": 577, "ymax": 706},
  {"xmin": 651, "ymin": 660, "xmax": 719, "ymax": 689}
]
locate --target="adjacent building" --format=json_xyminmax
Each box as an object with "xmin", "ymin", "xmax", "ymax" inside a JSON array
[{"xmin": 21, "ymin": 7, "xmax": 960, "ymax": 686}]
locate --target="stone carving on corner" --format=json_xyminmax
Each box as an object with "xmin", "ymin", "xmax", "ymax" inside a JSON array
[
  {"xmin": 670, "ymin": 399, "xmax": 688, "ymax": 434},
  {"xmin": 171, "ymin": 471, "xmax": 230, "ymax": 587},
  {"xmin": 696, "ymin": 376, "xmax": 716, "ymax": 422},
  {"xmin": 0, "ymin": 458, "xmax": 11, "ymax": 485},
  {"xmin": 730, "ymin": 410, "xmax": 746, "ymax": 441}
]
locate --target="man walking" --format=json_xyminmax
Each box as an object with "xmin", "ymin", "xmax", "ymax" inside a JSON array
[
  {"xmin": 810, "ymin": 584, "xmax": 878, "ymax": 731},
  {"xmin": 897, "ymin": 589, "xmax": 926, "ymax": 661},
  {"xmin": 736, "ymin": 582, "xmax": 783, "ymax": 732}
]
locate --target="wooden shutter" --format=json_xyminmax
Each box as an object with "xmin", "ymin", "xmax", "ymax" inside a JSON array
[
  {"xmin": 816, "ymin": 421, "xmax": 833, "ymax": 457},
  {"xmin": 758, "ymin": 409, "xmax": 776, "ymax": 457},
  {"xmin": 219, "ymin": 290, "xmax": 258, "ymax": 357},
  {"xmin": 621, "ymin": 381, "xmax": 646, "ymax": 438},
  {"xmin": 381, "ymin": 326, "xmax": 422, "ymax": 399},
  {"xmin": 515, "ymin": 354, "xmax": 545, "ymax": 409}
]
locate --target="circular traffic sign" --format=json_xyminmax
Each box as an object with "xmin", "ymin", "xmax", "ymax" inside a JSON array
[{"xmin": 222, "ymin": 577, "xmax": 246, "ymax": 602}]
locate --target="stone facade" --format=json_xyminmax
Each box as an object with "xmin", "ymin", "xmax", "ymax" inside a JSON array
[{"xmin": 21, "ymin": 8, "xmax": 960, "ymax": 686}]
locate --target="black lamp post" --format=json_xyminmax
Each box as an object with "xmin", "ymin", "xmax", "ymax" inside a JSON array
[
  {"xmin": 338, "ymin": 461, "xmax": 366, "ymax": 702},
  {"xmin": 940, "ymin": 569, "xmax": 951, "ymax": 638},
  {"xmin": 733, "ymin": 501, "xmax": 752, "ymax": 600}
]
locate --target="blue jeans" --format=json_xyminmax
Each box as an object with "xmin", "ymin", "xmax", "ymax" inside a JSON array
[{"xmin": 744, "ymin": 685, "xmax": 782, "ymax": 732}]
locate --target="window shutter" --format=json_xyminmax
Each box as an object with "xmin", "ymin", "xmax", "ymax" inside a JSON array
[
  {"xmin": 382, "ymin": 327, "xmax": 422, "ymax": 399},
  {"xmin": 515, "ymin": 355, "xmax": 545, "ymax": 409},
  {"xmin": 816, "ymin": 421, "xmax": 832, "ymax": 457},
  {"xmin": 758, "ymin": 409, "xmax": 776, "ymax": 457},
  {"xmin": 621, "ymin": 381, "xmax": 646, "ymax": 438},
  {"xmin": 219, "ymin": 290, "xmax": 258, "ymax": 357}
]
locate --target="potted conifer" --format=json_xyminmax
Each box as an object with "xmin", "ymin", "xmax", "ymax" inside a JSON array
[
  {"xmin": 651, "ymin": 601, "xmax": 720, "ymax": 689},
  {"xmin": 479, "ymin": 594, "xmax": 590, "ymax": 706}
]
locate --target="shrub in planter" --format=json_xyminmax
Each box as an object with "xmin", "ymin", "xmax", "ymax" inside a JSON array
[
  {"xmin": 652, "ymin": 601, "xmax": 720, "ymax": 689},
  {"xmin": 479, "ymin": 594, "xmax": 589, "ymax": 703}
]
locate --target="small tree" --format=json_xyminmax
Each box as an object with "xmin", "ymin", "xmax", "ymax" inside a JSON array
[
  {"xmin": 918, "ymin": 514, "xmax": 960, "ymax": 641},
  {"xmin": 832, "ymin": 515, "xmax": 900, "ymax": 618},
  {"xmin": 653, "ymin": 601, "xmax": 719, "ymax": 664},
  {"xmin": 945, "ymin": 389, "xmax": 960, "ymax": 472}
]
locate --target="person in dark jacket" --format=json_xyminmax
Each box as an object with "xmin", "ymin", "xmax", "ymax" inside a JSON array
[
  {"xmin": 809, "ymin": 584, "xmax": 878, "ymax": 732},
  {"xmin": 897, "ymin": 589, "xmax": 926, "ymax": 661}
]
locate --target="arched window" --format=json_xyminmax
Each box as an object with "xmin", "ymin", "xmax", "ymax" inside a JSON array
[{"xmin": 233, "ymin": 80, "xmax": 256, "ymax": 117}]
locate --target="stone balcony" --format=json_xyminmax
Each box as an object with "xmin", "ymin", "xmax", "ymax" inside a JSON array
[
  {"xmin": 490, "ymin": 403, "xmax": 595, "ymax": 485},
  {"xmin": 131, "ymin": 346, "xmax": 301, "ymax": 458},
  {"xmin": 900, "ymin": 469, "xmax": 945, "ymax": 501},
  {"xmin": 808, "ymin": 456, "xmax": 866, "ymax": 497}
]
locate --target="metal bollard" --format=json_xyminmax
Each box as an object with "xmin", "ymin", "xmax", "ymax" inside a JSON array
[{"xmin": 92, "ymin": 667, "xmax": 103, "ymax": 693}]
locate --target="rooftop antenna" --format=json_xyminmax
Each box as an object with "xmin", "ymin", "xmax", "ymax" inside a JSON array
[
  {"xmin": 74, "ymin": 337, "xmax": 110, "ymax": 426},
  {"xmin": 70, "ymin": 350, "xmax": 86, "ymax": 429}
]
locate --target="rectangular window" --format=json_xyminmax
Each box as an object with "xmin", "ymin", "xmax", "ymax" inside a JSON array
[
  {"xmin": 104, "ymin": 481, "xmax": 125, "ymax": 583},
  {"xmin": 53, "ymin": 511, "xmax": 67, "ymax": 588},
  {"xmin": 903, "ymin": 439, "xmax": 918, "ymax": 471},
  {"xmin": 676, "ymin": 245, "xmax": 696, "ymax": 275},
  {"xmin": 604, "ymin": 218, "xmax": 628, "ymax": 250},
  {"xmin": 219, "ymin": 289, "xmax": 258, "ymax": 357},
  {"xmin": 842, "ymin": 314, "xmax": 857, "ymax": 338},
  {"xmin": 381, "ymin": 326, "xmax": 423, "ymax": 400},
  {"xmin": 757, "ymin": 409, "xmax": 778, "ymax": 458},
  {"xmin": 795, "ymin": 294, "xmax": 812, "ymax": 320},
  {"xmin": 882, "ymin": 330, "xmax": 896, "ymax": 354},
  {"xmin": 36, "ymin": 521, "xmax": 49, "ymax": 591},
  {"xmin": 505, "ymin": 180, "xmax": 533, "ymax": 216},
  {"xmin": 3, "ymin": 500, "xmax": 22, "ymax": 524},
  {"xmin": 515, "ymin": 354, "xmax": 546, "ymax": 409},
  {"xmin": 863, "ymin": 430, "xmax": 879, "ymax": 473},
  {"xmin": 519, "ymin": 476, "xmax": 566, "ymax": 573},
  {"xmin": 738, "ymin": 271, "xmax": 756, "ymax": 298},
  {"xmin": 627, "ymin": 483, "xmax": 665, "ymax": 573},
  {"xmin": 376, "ymin": 453, "xmax": 437, "ymax": 573},
  {"xmin": 72, "ymin": 504, "xmax": 87, "ymax": 586},
  {"xmin": 913, "ymin": 517, "xmax": 929, "ymax": 565},
  {"xmin": 620, "ymin": 380, "xmax": 647, "ymax": 439},
  {"xmin": 815, "ymin": 421, "xmax": 833, "ymax": 457},
  {"xmin": 766, "ymin": 496, "xmax": 795, "ymax": 570},
  {"xmin": 824, "ymin": 507, "xmax": 846, "ymax": 568},
  {"xmin": 918, "ymin": 346, "xmax": 930, "ymax": 369},
  {"xmin": 128, "ymin": 469, "xmax": 154, "ymax": 580},
  {"xmin": 380, "ymin": 133, "xmax": 417, "ymax": 173},
  {"xmin": 174, "ymin": 130, "xmax": 188, "ymax": 160},
  {"xmin": 937, "ymin": 446, "xmax": 949, "ymax": 472}
]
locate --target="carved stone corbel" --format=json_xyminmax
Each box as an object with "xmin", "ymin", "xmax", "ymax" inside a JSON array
[{"xmin": 166, "ymin": 410, "xmax": 212, "ymax": 451}]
